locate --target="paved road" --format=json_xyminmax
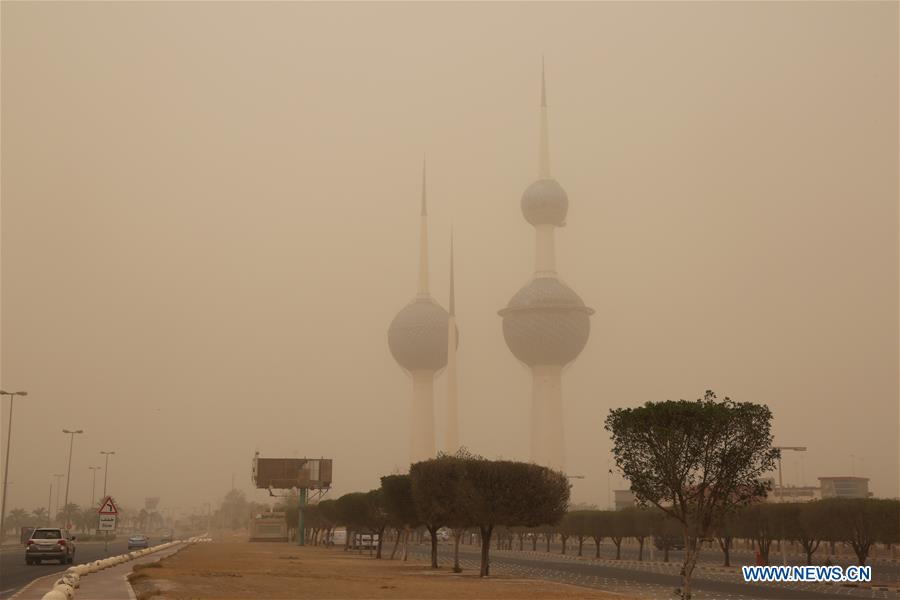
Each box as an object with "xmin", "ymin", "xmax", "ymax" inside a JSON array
[
  {"xmin": 531, "ymin": 540, "xmax": 900, "ymax": 579},
  {"xmin": 407, "ymin": 543, "xmax": 898, "ymax": 600},
  {"xmin": 0, "ymin": 540, "xmax": 130, "ymax": 599}
]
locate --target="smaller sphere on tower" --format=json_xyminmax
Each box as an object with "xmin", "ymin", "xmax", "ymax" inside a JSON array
[{"xmin": 521, "ymin": 178, "xmax": 568, "ymax": 227}]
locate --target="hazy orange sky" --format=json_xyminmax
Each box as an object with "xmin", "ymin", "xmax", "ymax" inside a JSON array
[{"xmin": 2, "ymin": 1, "xmax": 897, "ymax": 517}]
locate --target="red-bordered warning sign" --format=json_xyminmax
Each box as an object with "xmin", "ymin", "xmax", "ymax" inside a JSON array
[{"xmin": 98, "ymin": 495, "xmax": 118, "ymax": 515}]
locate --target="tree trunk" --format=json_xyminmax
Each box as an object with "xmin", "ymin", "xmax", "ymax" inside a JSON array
[
  {"xmin": 852, "ymin": 541, "xmax": 870, "ymax": 566},
  {"xmin": 344, "ymin": 529, "xmax": 351, "ymax": 552},
  {"xmin": 613, "ymin": 537, "xmax": 622, "ymax": 560},
  {"xmin": 545, "ymin": 533, "xmax": 551, "ymax": 552},
  {"xmin": 428, "ymin": 526, "xmax": 439, "ymax": 568},
  {"xmin": 593, "ymin": 537, "xmax": 601, "ymax": 558},
  {"xmin": 453, "ymin": 530, "xmax": 462, "ymax": 573},
  {"xmin": 680, "ymin": 533, "xmax": 700, "ymax": 600},
  {"xmin": 717, "ymin": 536, "xmax": 731, "ymax": 567},
  {"xmin": 638, "ymin": 537, "xmax": 645, "ymax": 561},
  {"xmin": 664, "ymin": 544, "xmax": 670, "ymax": 563},
  {"xmin": 376, "ymin": 527, "xmax": 385, "ymax": 559},
  {"xmin": 578, "ymin": 537, "xmax": 584, "ymax": 557},
  {"xmin": 479, "ymin": 525, "xmax": 493, "ymax": 577},
  {"xmin": 532, "ymin": 534, "xmax": 538, "ymax": 551},
  {"xmin": 518, "ymin": 533, "xmax": 524, "ymax": 551},
  {"xmin": 390, "ymin": 527, "xmax": 402, "ymax": 560},
  {"xmin": 403, "ymin": 528, "xmax": 409, "ymax": 561},
  {"xmin": 802, "ymin": 540, "xmax": 819, "ymax": 565},
  {"xmin": 561, "ymin": 534, "xmax": 568, "ymax": 555}
]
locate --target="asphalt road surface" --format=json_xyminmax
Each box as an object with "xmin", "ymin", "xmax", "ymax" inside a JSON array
[
  {"xmin": 533, "ymin": 540, "xmax": 900, "ymax": 579},
  {"xmin": 0, "ymin": 540, "xmax": 130, "ymax": 599},
  {"xmin": 407, "ymin": 543, "xmax": 898, "ymax": 600}
]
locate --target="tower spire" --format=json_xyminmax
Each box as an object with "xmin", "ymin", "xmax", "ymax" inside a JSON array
[
  {"xmin": 417, "ymin": 158, "xmax": 430, "ymax": 297},
  {"xmin": 539, "ymin": 58, "xmax": 551, "ymax": 179}
]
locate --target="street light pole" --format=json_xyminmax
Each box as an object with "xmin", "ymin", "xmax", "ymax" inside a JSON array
[
  {"xmin": 88, "ymin": 466, "xmax": 102, "ymax": 508},
  {"xmin": 774, "ymin": 446, "xmax": 807, "ymax": 566},
  {"xmin": 62, "ymin": 429, "xmax": 84, "ymax": 530},
  {"xmin": 53, "ymin": 474, "xmax": 64, "ymax": 521},
  {"xmin": 0, "ymin": 390, "xmax": 28, "ymax": 541},
  {"xmin": 47, "ymin": 480, "xmax": 53, "ymax": 526},
  {"xmin": 100, "ymin": 451, "xmax": 115, "ymax": 498}
]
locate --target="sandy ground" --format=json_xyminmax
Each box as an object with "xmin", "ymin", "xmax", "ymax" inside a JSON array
[{"xmin": 129, "ymin": 540, "xmax": 630, "ymax": 599}]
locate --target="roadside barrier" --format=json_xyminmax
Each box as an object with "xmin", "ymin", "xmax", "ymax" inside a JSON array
[{"xmin": 39, "ymin": 535, "xmax": 212, "ymax": 600}]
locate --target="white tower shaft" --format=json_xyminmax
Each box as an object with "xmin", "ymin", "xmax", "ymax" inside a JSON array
[
  {"xmin": 535, "ymin": 225, "xmax": 557, "ymax": 276},
  {"xmin": 410, "ymin": 370, "xmax": 436, "ymax": 463},
  {"xmin": 446, "ymin": 234, "xmax": 459, "ymax": 452},
  {"xmin": 446, "ymin": 315, "xmax": 458, "ymax": 453},
  {"xmin": 531, "ymin": 365, "xmax": 564, "ymax": 470}
]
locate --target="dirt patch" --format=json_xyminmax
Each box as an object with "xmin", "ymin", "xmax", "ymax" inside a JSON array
[{"xmin": 129, "ymin": 541, "xmax": 630, "ymax": 599}]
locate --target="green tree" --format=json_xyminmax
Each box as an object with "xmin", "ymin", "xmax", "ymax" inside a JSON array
[
  {"xmin": 624, "ymin": 507, "xmax": 653, "ymax": 561},
  {"xmin": 562, "ymin": 511, "xmax": 590, "ymax": 557},
  {"xmin": 734, "ymin": 502, "xmax": 784, "ymax": 565},
  {"xmin": 380, "ymin": 474, "xmax": 419, "ymax": 561},
  {"xmin": 410, "ymin": 453, "xmax": 472, "ymax": 569},
  {"xmin": 465, "ymin": 458, "xmax": 569, "ymax": 577},
  {"xmin": 826, "ymin": 498, "xmax": 900, "ymax": 566},
  {"xmin": 712, "ymin": 510, "xmax": 737, "ymax": 567},
  {"xmin": 783, "ymin": 502, "xmax": 822, "ymax": 565},
  {"xmin": 585, "ymin": 511, "xmax": 606, "ymax": 558},
  {"xmin": 605, "ymin": 390, "xmax": 778, "ymax": 599},
  {"xmin": 363, "ymin": 489, "xmax": 390, "ymax": 559}
]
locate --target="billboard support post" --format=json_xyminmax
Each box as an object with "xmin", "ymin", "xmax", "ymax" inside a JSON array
[{"xmin": 297, "ymin": 488, "xmax": 307, "ymax": 546}]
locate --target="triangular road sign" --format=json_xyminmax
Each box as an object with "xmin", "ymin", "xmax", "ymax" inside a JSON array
[{"xmin": 98, "ymin": 495, "xmax": 118, "ymax": 515}]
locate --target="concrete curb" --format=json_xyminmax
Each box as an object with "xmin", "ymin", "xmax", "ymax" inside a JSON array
[
  {"xmin": 123, "ymin": 535, "xmax": 211, "ymax": 598},
  {"xmin": 33, "ymin": 536, "xmax": 211, "ymax": 600}
]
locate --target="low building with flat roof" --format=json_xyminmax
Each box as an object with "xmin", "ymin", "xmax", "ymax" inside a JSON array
[{"xmin": 818, "ymin": 476, "xmax": 871, "ymax": 498}]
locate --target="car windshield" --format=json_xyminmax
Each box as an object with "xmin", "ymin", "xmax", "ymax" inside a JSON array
[{"xmin": 32, "ymin": 530, "xmax": 62, "ymax": 539}]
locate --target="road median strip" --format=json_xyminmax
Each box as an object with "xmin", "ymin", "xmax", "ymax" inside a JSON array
[{"xmin": 30, "ymin": 536, "xmax": 210, "ymax": 600}]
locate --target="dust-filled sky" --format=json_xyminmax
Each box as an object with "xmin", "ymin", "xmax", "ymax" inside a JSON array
[{"xmin": 1, "ymin": 2, "xmax": 897, "ymax": 518}]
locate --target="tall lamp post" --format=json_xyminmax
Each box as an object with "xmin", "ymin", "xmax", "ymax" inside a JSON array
[
  {"xmin": 61, "ymin": 429, "xmax": 84, "ymax": 529},
  {"xmin": 774, "ymin": 445, "xmax": 806, "ymax": 565},
  {"xmin": 0, "ymin": 390, "xmax": 28, "ymax": 541},
  {"xmin": 100, "ymin": 451, "xmax": 115, "ymax": 498},
  {"xmin": 88, "ymin": 466, "xmax": 102, "ymax": 508},
  {"xmin": 53, "ymin": 474, "xmax": 64, "ymax": 521}
]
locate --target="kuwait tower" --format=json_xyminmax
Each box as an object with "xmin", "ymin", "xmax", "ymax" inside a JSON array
[
  {"xmin": 498, "ymin": 65, "xmax": 594, "ymax": 471},
  {"xmin": 388, "ymin": 162, "xmax": 450, "ymax": 464}
]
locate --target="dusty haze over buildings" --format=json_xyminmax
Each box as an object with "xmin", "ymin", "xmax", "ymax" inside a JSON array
[{"xmin": 1, "ymin": 2, "xmax": 897, "ymax": 518}]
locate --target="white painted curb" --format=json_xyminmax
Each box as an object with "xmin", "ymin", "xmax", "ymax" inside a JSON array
[{"xmin": 39, "ymin": 535, "xmax": 209, "ymax": 600}]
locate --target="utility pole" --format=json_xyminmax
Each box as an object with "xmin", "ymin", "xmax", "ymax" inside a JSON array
[
  {"xmin": 53, "ymin": 474, "xmax": 64, "ymax": 521},
  {"xmin": 100, "ymin": 451, "xmax": 115, "ymax": 497},
  {"xmin": 0, "ymin": 390, "xmax": 28, "ymax": 541},
  {"xmin": 774, "ymin": 446, "xmax": 806, "ymax": 565},
  {"xmin": 47, "ymin": 481, "xmax": 53, "ymax": 526},
  {"xmin": 61, "ymin": 429, "xmax": 84, "ymax": 530},
  {"xmin": 88, "ymin": 466, "xmax": 102, "ymax": 508}
]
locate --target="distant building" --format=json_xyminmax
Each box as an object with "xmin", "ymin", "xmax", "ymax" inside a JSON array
[
  {"xmin": 768, "ymin": 485, "xmax": 821, "ymax": 503},
  {"xmin": 818, "ymin": 476, "xmax": 871, "ymax": 498},
  {"xmin": 614, "ymin": 489, "xmax": 636, "ymax": 511}
]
